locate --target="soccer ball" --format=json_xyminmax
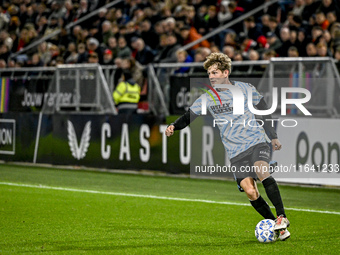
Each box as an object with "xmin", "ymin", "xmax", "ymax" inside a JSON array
[{"xmin": 255, "ymin": 219, "xmax": 277, "ymax": 243}]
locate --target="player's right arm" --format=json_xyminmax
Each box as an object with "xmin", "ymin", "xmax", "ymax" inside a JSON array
[{"xmin": 165, "ymin": 109, "xmax": 198, "ymax": 137}]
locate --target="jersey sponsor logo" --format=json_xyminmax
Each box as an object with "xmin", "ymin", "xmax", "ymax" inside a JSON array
[
  {"xmin": 67, "ymin": 120, "xmax": 91, "ymax": 160},
  {"xmin": 210, "ymin": 103, "xmax": 233, "ymax": 114},
  {"xmin": 199, "ymin": 82, "xmax": 222, "ymax": 106}
]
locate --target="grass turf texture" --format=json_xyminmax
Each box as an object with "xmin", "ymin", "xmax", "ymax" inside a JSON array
[{"xmin": 0, "ymin": 164, "xmax": 340, "ymax": 254}]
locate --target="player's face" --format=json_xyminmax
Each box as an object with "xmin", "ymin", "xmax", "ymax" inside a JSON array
[{"xmin": 207, "ymin": 65, "xmax": 229, "ymax": 86}]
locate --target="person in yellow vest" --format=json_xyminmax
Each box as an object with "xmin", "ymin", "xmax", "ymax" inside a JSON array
[{"xmin": 113, "ymin": 70, "xmax": 141, "ymax": 114}]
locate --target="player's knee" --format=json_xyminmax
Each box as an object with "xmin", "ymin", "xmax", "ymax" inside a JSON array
[{"xmin": 244, "ymin": 187, "xmax": 259, "ymax": 200}]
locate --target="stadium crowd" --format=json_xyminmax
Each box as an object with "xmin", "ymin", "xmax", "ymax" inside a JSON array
[{"xmin": 0, "ymin": 0, "xmax": 340, "ymax": 73}]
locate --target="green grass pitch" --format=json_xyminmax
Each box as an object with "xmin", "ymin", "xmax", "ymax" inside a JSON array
[{"xmin": 0, "ymin": 164, "xmax": 340, "ymax": 254}]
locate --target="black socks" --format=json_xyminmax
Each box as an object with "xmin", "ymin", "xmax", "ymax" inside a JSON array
[
  {"xmin": 250, "ymin": 195, "xmax": 276, "ymax": 220},
  {"xmin": 262, "ymin": 176, "xmax": 286, "ymax": 217}
]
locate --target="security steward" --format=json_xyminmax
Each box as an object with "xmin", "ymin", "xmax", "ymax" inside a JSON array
[{"xmin": 113, "ymin": 70, "xmax": 141, "ymax": 114}]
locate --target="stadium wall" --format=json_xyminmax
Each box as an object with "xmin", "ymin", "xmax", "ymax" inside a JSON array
[
  {"xmin": 272, "ymin": 117, "xmax": 340, "ymax": 186},
  {"xmin": 0, "ymin": 113, "xmax": 339, "ymax": 186}
]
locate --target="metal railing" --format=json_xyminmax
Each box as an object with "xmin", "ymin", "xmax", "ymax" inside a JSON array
[{"xmin": 1, "ymin": 58, "xmax": 339, "ymax": 117}]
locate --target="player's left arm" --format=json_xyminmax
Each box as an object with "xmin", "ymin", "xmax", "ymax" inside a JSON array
[{"xmin": 255, "ymin": 98, "xmax": 282, "ymax": 151}]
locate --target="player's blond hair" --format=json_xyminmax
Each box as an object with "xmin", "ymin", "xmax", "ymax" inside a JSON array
[{"xmin": 203, "ymin": 52, "xmax": 232, "ymax": 74}]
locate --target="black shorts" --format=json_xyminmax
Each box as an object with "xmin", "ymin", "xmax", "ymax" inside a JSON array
[{"xmin": 230, "ymin": 143, "xmax": 271, "ymax": 192}]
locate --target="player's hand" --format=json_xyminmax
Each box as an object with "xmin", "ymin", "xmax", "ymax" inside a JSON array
[
  {"xmin": 165, "ymin": 125, "xmax": 175, "ymax": 137},
  {"xmin": 271, "ymin": 139, "xmax": 282, "ymax": 151}
]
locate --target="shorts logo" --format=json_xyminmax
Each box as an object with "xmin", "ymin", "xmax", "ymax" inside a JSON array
[
  {"xmin": 259, "ymin": 150, "xmax": 270, "ymax": 158},
  {"xmin": 67, "ymin": 120, "xmax": 91, "ymax": 160}
]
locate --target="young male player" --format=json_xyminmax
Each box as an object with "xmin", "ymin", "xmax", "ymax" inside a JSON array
[{"xmin": 165, "ymin": 53, "xmax": 290, "ymax": 241}]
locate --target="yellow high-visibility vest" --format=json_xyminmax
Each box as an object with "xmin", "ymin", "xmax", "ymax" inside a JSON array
[{"xmin": 113, "ymin": 81, "xmax": 141, "ymax": 105}]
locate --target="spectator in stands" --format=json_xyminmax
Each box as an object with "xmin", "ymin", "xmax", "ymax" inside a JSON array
[
  {"xmin": 306, "ymin": 42, "xmax": 318, "ymax": 57},
  {"xmin": 139, "ymin": 19, "xmax": 159, "ymax": 50},
  {"xmin": 131, "ymin": 37, "xmax": 155, "ymax": 65},
  {"xmin": 29, "ymin": 53, "xmax": 44, "ymax": 68},
  {"xmin": 101, "ymin": 20, "xmax": 113, "ymax": 46},
  {"xmin": 321, "ymin": 29, "xmax": 333, "ymax": 49},
  {"xmin": 227, "ymin": 1, "xmax": 244, "ymax": 32},
  {"xmin": 191, "ymin": 47, "xmax": 211, "ymax": 73},
  {"xmin": 154, "ymin": 21, "xmax": 165, "ymax": 36},
  {"xmin": 143, "ymin": 7, "xmax": 162, "ymax": 25},
  {"xmin": 210, "ymin": 45, "xmax": 220, "ymax": 53},
  {"xmin": 44, "ymin": 16, "xmax": 59, "ymax": 45},
  {"xmin": 218, "ymin": 1, "xmax": 232, "ymax": 25},
  {"xmin": 316, "ymin": 42, "xmax": 330, "ymax": 56},
  {"xmin": 88, "ymin": 24, "xmax": 101, "ymax": 43},
  {"xmin": 268, "ymin": 16, "xmax": 281, "ymax": 38},
  {"xmin": 248, "ymin": 49, "xmax": 260, "ymax": 61},
  {"xmin": 75, "ymin": 0, "xmax": 90, "ymax": 25},
  {"xmin": 179, "ymin": 25, "xmax": 210, "ymax": 52},
  {"xmin": 77, "ymin": 43, "xmax": 88, "ymax": 63},
  {"xmin": 223, "ymin": 31, "xmax": 238, "ymax": 50},
  {"xmin": 86, "ymin": 37, "xmax": 104, "ymax": 64},
  {"xmin": 35, "ymin": 15, "xmax": 48, "ymax": 36},
  {"xmin": 154, "ymin": 33, "xmax": 181, "ymax": 63},
  {"xmin": 63, "ymin": 0, "xmax": 76, "ymax": 25},
  {"xmin": 292, "ymin": 0, "xmax": 305, "ymax": 17},
  {"xmin": 113, "ymin": 69, "xmax": 140, "ymax": 115},
  {"xmin": 117, "ymin": 36, "xmax": 132, "ymax": 59},
  {"xmin": 311, "ymin": 26, "xmax": 323, "ymax": 44},
  {"xmin": 125, "ymin": 21, "xmax": 140, "ymax": 47},
  {"xmin": 223, "ymin": 45, "xmax": 235, "ymax": 60},
  {"xmin": 262, "ymin": 50, "xmax": 277, "ymax": 60},
  {"xmin": 15, "ymin": 27, "xmax": 28, "ymax": 52},
  {"xmin": 106, "ymin": 36, "xmax": 118, "ymax": 59},
  {"xmin": 289, "ymin": 29, "xmax": 298, "ymax": 49},
  {"xmin": 163, "ymin": 17, "xmax": 176, "ymax": 34},
  {"xmin": 174, "ymin": 50, "xmax": 193, "ymax": 73},
  {"xmin": 248, "ymin": 49, "xmax": 265, "ymax": 72},
  {"xmin": 102, "ymin": 49, "xmax": 114, "ymax": 65},
  {"xmin": 244, "ymin": 16, "xmax": 263, "ymax": 42},
  {"xmin": 184, "ymin": 5, "xmax": 207, "ymax": 35},
  {"xmin": 68, "ymin": 25, "xmax": 82, "ymax": 44},
  {"xmin": 205, "ymin": 6, "xmax": 220, "ymax": 33},
  {"xmin": 121, "ymin": 58, "xmax": 145, "ymax": 87},
  {"xmin": 266, "ymin": 32, "xmax": 282, "ymax": 53},
  {"xmin": 49, "ymin": 1, "xmax": 66, "ymax": 22},
  {"xmin": 330, "ymin": 23, "xmax": 340, "ymax": 41},
  {"xmin": 0, "ymin": 31, "xmax": 12, "ymax": 51},
  {"xmin": 232, "ymin": 50, "xmax": 249, "ymax": 72},
  {"xmin": 87, "ymin": 52, "xmax": 99, "ymax": 63},
  {"xmin": 0, "ymin": 59, "xmax": 7, "ymax": 68},
  {"xmin": 317, "ymin": 0, "xmax": 340, "ymax": 17},
  {"xmin": 64, "ymin": 42, "xmax": 79, "ymax": 64},
  {"xmin": 261, "ymin": 14, "xmax": 271, "ymax": 36},
  {"xmin": 334, "ymin": 46, "xmax": 340, "ymax": 61},
  {"xmin": 327, "ymin": 11, "xmax": 338, "ymax": 30},
  {"xmin": 0, "ymin": 44, "xmax": 10, "ymax": 62},
  {"xmin": 256, "ymin": 35, "xmax": 269, "ymax": 54},
  {"xmin": 290, "ymin": 15, "xmax": 304, "ymax": 32},
  {"xmin": 315, "ymin": 11, "xmax": 330, "ymax": 30},
  {"xmin": 297, "ymin": 28, "xmax": 308, "ymax": 56},
  {"xmin": 277, "ymin": 27, "xmax": 291, "ymax": 57},
  {"xmin": 37, "ymin": 41, "xmax": 52, "ymax": 66},
  {"xmin": 153, "ymin": 34, "xmax": 168, "ymax": 61},
  {"xmin": 288, "ymin": 46, "xmax": 299, "ymax": 57},
  {"xmin": 302, "ymin": 0, "xmax": 320, "ymax": 22}
]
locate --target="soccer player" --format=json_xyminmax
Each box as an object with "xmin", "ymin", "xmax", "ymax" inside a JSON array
[{"xmin": 165, "ymin": 53, "xmax": 290, "ymax": 241}]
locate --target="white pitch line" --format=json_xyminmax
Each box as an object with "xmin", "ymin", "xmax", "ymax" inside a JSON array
[{"xmin": 1, "ymin": 182, "xmax": 340, "ymax": 215}]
